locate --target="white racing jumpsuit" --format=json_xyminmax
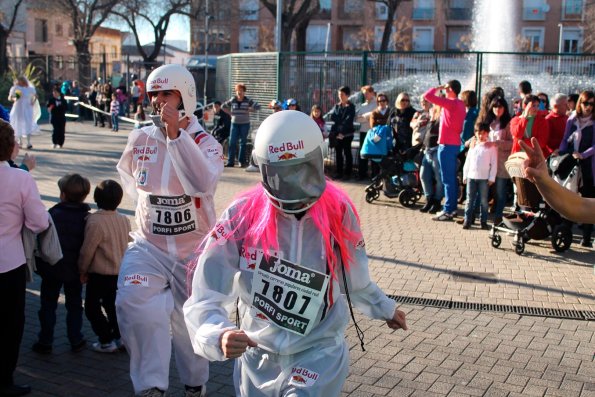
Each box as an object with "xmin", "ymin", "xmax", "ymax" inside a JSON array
[
  {"xmin": 183, "ymin": 195, "xmax": 397, "ymax": 396},
  {"xmin": 116, "ymin": 116, "xmax": 223, "ymax": 393}
]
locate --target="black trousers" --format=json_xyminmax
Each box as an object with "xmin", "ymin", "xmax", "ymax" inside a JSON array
[
  {"xmin": 85, "ymin": 274, "xmax": 120, "ymax": 344},
  {"xmin": 358, "ymin": 131, "xmax": 368, "ymax": 178},
  {"xmin": 335, "ymin": 135, "xmax": 354, "ymax": 177},
  {"xmin": 51, "ymin": 119, "xmax": 66, "ymax": 146},
  {"xmin": 37, "ymin": 276, "xmax": 83, "ymax": 346},
  {"xmin": 0, "ymin": 265, "xmax": 26, "ymax": 387}
]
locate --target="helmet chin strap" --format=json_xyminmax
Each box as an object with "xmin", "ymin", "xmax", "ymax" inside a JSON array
[{"xmin": 262, "ymin": 188, "xmax": 318, "ymax": 214}]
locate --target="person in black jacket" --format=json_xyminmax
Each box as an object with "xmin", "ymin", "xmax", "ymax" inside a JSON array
[
  {"xmin": 329, "ymin": 86, "xmax": 356, "ymax": 180},
  {"xmin": 211, "ymin": 100, "xmax": 231, "ymax": 145},
  {"xmin": 389, "ymin": 92, "xmax": 417, "ymax": 153},
  {"xmin": 47, "ymin": 87, "xmax": 68, "ymax": 148},
  {"xmin": 32, "ymin": 174, "xmax": 91, "ymax": 355}
]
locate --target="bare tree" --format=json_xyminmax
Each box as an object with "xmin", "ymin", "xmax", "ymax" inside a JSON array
[
  {"xmin": 259, "ymin": 0, "xmax": 319, "ymax": 51},
  {"xmin": 0, "ymin": 0, "xmax": 25, "ymax": 75},
  {"xmin": 583, "ymin": 0, "xmax": 595, "ymax": 54},
  {"xmin": 369, "ymin": 0, "xmax": 410, "ymax": 52},
  {"xmin": 111, "ymin": 0, "xmax": 192, "ymax": 71},
  {"xmin": 56, "ymin": 0, "xmax": 119, "ymax": 87}
]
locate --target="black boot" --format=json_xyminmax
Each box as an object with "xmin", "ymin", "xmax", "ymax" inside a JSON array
[
  {"xmin": 419, "ymin": 198, "xmax": 433, "ymax": 213},
  {"xmin": 428, "ymin": 199, "xmax": 442, "ymax": 214}
]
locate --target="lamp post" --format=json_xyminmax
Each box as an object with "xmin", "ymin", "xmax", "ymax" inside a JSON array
[
  {"xmin": 204, "ymin": 0, "xmax": 209, "ymax": 109},
  {"xmin": 557, "ymin": 23, "xmax": 563, "ymax": 73},
  {"xmin": 275, "ymin": 0, "xmax": 283, "ymax": 51}
]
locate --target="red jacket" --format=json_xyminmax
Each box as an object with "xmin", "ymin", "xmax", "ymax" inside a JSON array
[
  {"xmin": 545, "ymin": 111, "xmax": 568, "ymax": 153},
  {"xmin": 510, "ymin": 113, "xmax": 550, "ymax": 155}
]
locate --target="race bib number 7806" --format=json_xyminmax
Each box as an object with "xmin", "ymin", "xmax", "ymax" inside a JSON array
[{"xmin": 251, "ymin": 255, "xmax": 329, "ymax": 336}]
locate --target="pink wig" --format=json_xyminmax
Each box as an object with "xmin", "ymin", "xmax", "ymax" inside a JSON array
[{"xmin": 189, "ymin": 180, "xmax": 362, "ymax": 285}]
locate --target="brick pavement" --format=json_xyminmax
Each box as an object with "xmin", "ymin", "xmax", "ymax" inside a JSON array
[{"xmin": 11, "ymin": 122, "xmax": 595, "ymax": 396}]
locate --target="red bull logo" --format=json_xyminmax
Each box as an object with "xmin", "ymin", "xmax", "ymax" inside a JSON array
[
  {"xmin": 289, "ymin": 367, "xmax": 319, "ymax": 387},
  {"xmin": 150, "ymin": 84, "xmax": 162, "ymax": 90},
  {"xmin": 133, "ymin": 146, "xmax": 158, "ymax": 163},
  {"xmin": 268, "ymin": 140, "xmax": 304, "ymax": 154},
  {"xmin": 124, "ymin": 274, "xmax": 149, "ymax": 287},
  {"xmin": 150, "ymin": 77, "xmax": 169, "ymax": 85},
  {"xmin": 278, "ymin": 152, "xmax": 298, "ymax": 161}
]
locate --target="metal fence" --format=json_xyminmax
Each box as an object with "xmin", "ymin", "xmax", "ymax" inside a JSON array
[{"xmin": 216, "ymin": 51, "xmax": 595, "ymax": 129}]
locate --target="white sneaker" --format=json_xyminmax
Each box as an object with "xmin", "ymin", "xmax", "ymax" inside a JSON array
[
  {"xmin": 245, "ymin": 164, "xmax": 259, "ymax": 172},
  {"xmin": 91, "ymin": 340, "xmax": 118, "ymax": 353}
]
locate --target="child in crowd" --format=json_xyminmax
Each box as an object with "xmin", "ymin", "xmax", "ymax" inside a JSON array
[
  {"xmin": 33, "ymin": 174, "xmax": 91, "ymax": 354},
  {"xmin": 310, "ymin": 104, "xmax": 326, "ymax": 136},
  {"xmin": 79, "ymin": 180, "xmax": 131, "ymax": 353},
  {"xmin": 462, "ymin": 123, "xmax": 497, "ymax": 230},
  {"xmin": 110, "ymin": 93, "xmax": 120, "ymax": 132},
  {"xmin": 134, "ymin": 104, "xmax": 145, "ymax": 128}
]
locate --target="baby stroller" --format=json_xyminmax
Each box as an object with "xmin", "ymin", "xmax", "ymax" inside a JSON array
[
  {"xmin": 361, "ymin": 131, "xmax": 423, "ymax": 206},
  {"xmin": 489, "ymin": 152, "xmax": 573, "ymax": 255}
]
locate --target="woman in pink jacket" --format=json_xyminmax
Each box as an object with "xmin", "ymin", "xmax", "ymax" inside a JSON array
[{"xmin": 0, "ymin": 119, "xmax": 49, "ymax": 396}]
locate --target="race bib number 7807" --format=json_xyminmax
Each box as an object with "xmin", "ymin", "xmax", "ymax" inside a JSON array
[{"xmin": 250, "ymin": 255, "xmax": 329, "ymax": 336}]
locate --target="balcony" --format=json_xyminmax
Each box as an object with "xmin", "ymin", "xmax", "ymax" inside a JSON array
[
  {"xmin": 447, "ymin": 7, "xmax": 472, "ymax": 20},
  {"xmin": 412, "ymin": 7, "xmax": 435, "ymax": 20}
]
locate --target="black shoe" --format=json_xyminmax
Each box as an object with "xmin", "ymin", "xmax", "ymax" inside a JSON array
[
  {"xmin": 580, "ymin": 238, "xmax": 593, "ymax": 248},
  {"xmin": 225, "ymin": 163, "xmax": 235, "ymax": 168},
  {"xmin": 428, "ymin": 201, "xmax": 442, "ymax": 214},
  {"xmin": 462, "ymin": 221, "xmax": 471, "ymax": 229},
  {"xmin": 0, "ymin": 384, "xmax": 31, "ymax": 396},
  {"xmin": 32, "ymin": 342, "xmax": 52, "ymax": 354},
  {"xmin": 419, "ymin": 200, "xmax": 433, "ymax": 213},
  {"xmin": 481, "ymin": 222, "xmax": 490, "ymax": 230},
  {"xmin": 71, "ymin": 339, "xmax": 86, "ymax": 352}
]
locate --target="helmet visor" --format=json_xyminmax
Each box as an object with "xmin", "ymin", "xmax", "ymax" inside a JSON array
[{"xmin": 258, "ymin": 146, "xmax": 326, "ymax": 206}]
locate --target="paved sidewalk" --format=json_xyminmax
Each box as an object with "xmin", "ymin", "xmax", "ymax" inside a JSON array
[{"xmin": 13, "ymin": 122, "xmax": 595, "ymax": 396}]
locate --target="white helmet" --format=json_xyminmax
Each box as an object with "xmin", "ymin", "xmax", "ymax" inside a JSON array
[
  {"xmin": 146, "ymin": 64, "xmax": 196, "ymax": 117},
  {"xmin": 254, "ymin": 110, "xmax": 327, "ymax": 213}
]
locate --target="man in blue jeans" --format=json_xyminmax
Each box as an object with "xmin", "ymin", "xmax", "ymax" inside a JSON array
[
  {"xmin": 223, "ymin": 83, "xmax": 260, "ymax": 167},
  {"xmin": 423, "ymin": 80, "xmax": 467, "ymax": 221}
]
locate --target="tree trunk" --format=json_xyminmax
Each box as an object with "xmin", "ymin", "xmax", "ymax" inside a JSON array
[
  {"xmin": 294, "ymin": 21, "xmax": 308, "ymax": 52},
  {"xmin": 281, "ymin": 26, "xmax": 293, "ymax": 52},
  {"xmin": 75, "ymin": 42, "xmax": 92, "ymax": 87},
  {"xmin": 380, "ymin": 6, "xmax": 397, "ymax": 51}
]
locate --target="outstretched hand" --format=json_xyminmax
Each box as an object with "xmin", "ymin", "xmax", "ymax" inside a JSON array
[
  {"xmin": 220, "ymin": 330, "xmax": 258, "ymax": 359},
  {"xmin": 386, "ymin": 309, "xmax": 408, "ymax": 331},
  {"xmin": 519, "ymin": 137, "xmax": 548, "ymax": 183}
]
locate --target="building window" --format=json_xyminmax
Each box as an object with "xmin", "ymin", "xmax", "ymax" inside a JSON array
[
  {"xmin": 412, "ymin": 0, "xmax": 435, "ymax": 20},
  {"xmin": 306, "ymin": 25, "xmax": 330, "ymax": 52},
  {"xmin": 447, "ymin": 0, "xmax": 472, "ymax": 20},
  {"xmin": 342, "ymin": 26, "xmax": 362, "ymax": 50},
  {"xmin": 239, "ymin": 26, "xmax": 258, "ymax": 52},
  {"xmin": 344, "ymin": 0, "xmax": 364, "ymax": 14},
  {"xmin": 562, "ymin": 0, "xmax": 583, "ymax": 20},
  {"xmin": 55, "ymin": 55, "xmax": 63, "ymax": 69},
  {"xmin": 55, "ymin": 23, "xmax": 63, "ymax": 37},
  {"xmin": 413, "ymin": 27, "xmax": 434, "ymax": 51},
  {"xmin": 446, "ymin": 26, "xmax": 470, "ymax": 51},
  {"xmin": 523, "ymin": 0, "xmax": 547, "ymax": 21},
  {"xmin": 239, "ymin": 0, "xmax": 259, "ymax": 21},
  {"xmin": 374, "ymin": 25, "xmax": 395, "ymax": 50},
  {"xmin": 521, "ymin": 27, "xmax": 544, "ymax": 52},
  {"xmin": 34, "ymin": 19, "xmax": 48, "ymax": 43},
  {"xmin": 376, "ymin": 3, "xmax": 389, "ymax": 20},
  {"xmin": 562, "ymin": 28, "xmax": 582, "ymax": 53}
]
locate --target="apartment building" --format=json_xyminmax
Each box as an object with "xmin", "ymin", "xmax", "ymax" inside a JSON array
[{"xmin": 190, "ymin": 0, "xmax": 588, "ymax": 54}]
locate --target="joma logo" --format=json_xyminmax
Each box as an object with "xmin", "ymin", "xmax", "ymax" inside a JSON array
[{"xmin": 270, "ymin": 259, "xmax": 314, "ymax": 284}]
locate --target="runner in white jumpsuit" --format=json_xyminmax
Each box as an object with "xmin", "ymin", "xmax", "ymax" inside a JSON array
[
  {"xmin": 116, "ymin": 64, "xmax": 223, "ymax": 396},
  {"xmin": 184, "ymin": 111, "xmax": 407, "ymax": 396}
]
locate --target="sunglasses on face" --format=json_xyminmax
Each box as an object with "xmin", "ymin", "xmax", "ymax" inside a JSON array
[
  {"xmin": 377, "ymin": 98, "xmax": 387, "ymax": 103},
  {"xmin": 582, "ymin": 101, "xmax": 595, "ymax": 107},
  {"xmin": 400, "ymin": 99, "xmax": 410, "ymax": 102}
]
